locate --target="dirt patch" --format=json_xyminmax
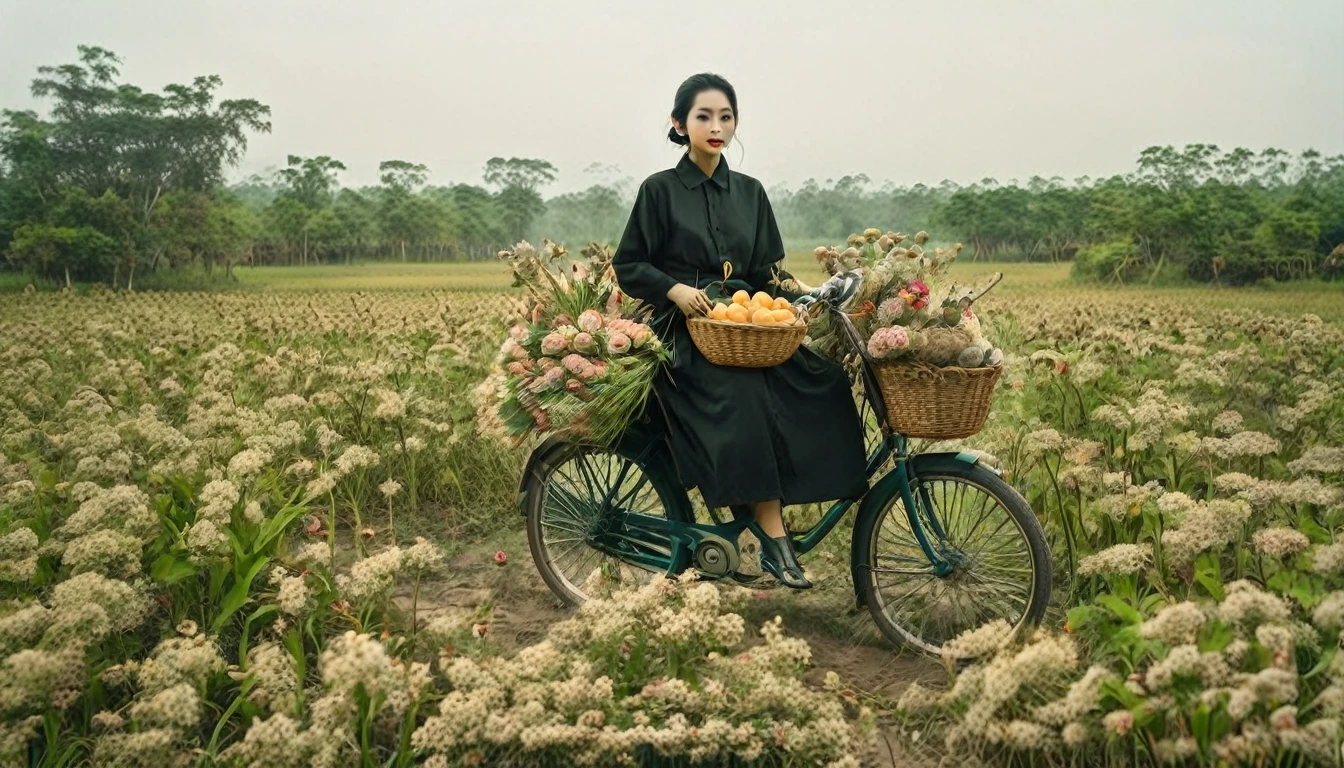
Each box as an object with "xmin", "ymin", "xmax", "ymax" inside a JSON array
[{"xmin": 404, "ymin": 541, "xmax": 949, "ymax": 766}]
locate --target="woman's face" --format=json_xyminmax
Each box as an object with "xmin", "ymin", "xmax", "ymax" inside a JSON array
[{"xmin": 674, "ymin": 89, "xmax": 735, "ymax": 157}]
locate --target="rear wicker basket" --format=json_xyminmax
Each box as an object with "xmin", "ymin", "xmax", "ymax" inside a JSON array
[
  {"xmin": 687, "ymin": 317, "xmax": 807, "ymax": 368},
  {"xmin": 873, "ymin": 361, "xmax": 1003, "ymax": 439}
]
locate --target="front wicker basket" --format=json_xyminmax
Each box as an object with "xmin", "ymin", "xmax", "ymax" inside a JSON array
[
  {"xmin": 873, "ymin": 361, "xmax": 1003, "ymax": 439},
  {"xmin": 687, "ymin": 317, "xmax": 807, "ymax": 368}
]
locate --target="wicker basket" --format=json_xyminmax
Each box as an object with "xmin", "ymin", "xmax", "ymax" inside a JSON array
[
  {"xmin": 687, "ymin": 317, "xmax": 807, "ymax": 368},
  {"xmin": 873, "ymin": 361, "xmax": 1003, "ymax": 439}
]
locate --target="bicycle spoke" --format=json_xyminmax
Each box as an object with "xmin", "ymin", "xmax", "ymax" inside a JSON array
[
  {"xmin": 532, "ymin": 448, "xmax": 676, "ymax": 603},
  {"xmin": 867, "ymin": 472, "xmax": 1038, "ymax": 657}
]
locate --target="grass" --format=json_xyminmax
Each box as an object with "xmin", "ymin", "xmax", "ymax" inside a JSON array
[{"xmin": 7, "ymin": 255, "xmax": 1343, "ymax": 323}]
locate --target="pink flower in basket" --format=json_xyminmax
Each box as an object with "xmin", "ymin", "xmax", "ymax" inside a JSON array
[
  {"xmin": 506, "ymin": 361, "xmax": 530, "ymax": 377},
  {"xmin": 867, "ymin": 326, "xmax": 910, "ymax": 359},
  {"xmin": 566, "ymin": 379, "xmax": 584, "ymax": 393},
  {"xmin": 577, "ymin": 363, "xmax": 600, "ymax": 381},
  {"xmin": 606, "ymin": 332, "xmax": 632, "ymax": 355},
  {"xmin": 577, "ymin": 309, "xmax": 604, "ymax": 333},
  {"xmin": 591, "ymin": 361, "xmax": 608, "ymax": 379},
  {"xmin": 572, "ymin": 332, "xmax": 598, "ymax": 354},
  {"xmin": 540, "ymin": 333, "xmax": 568, "ymax": 356},
  {"xmin": 508, "ymin": 324, "xmax": 529, "ymax": 342},
  {"xmin": 562, "ymin": 354, "xmax": 588, "ymax": 375}
]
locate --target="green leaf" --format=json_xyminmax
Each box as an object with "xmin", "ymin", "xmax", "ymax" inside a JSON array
[
  {"xmin": 1197, "ymin": 621, "xmax": 1235, "ymax": 653},
  {"xmin": 1193, "ymin": 554, "xmax": 1224, "ymax": 600},
  {"xmin": 1288, "ymin": 574, "xmax": 1326, "ymax": 610},
  {"xmin": 150, "ymin": 553, "xmax": 198, "ymax": 585},
  {"xmin": 255, "ymin": 501, "xmax": 308, "ymax": 553},
  {"xmin": 1303, "ymin": 645, "xmax": 1337, "ymax": 680},
  {"xmin": 1297, "ymin": 511, "xmax": 1331, "ymax": 543},
  {"xmin": 1095, "ymin": 595, "xmax": 1143, "ymax": 625},
  {"xmin": 212, "ymin": 555, "xmax": 272, "ymax": 633}
]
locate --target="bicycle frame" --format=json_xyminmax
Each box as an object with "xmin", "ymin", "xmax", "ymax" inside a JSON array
[{"xmin": 525, "ymin": 288, "xmax": 988, "ymax": 581}]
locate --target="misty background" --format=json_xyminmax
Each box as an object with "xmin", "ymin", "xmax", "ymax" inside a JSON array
[{"xmin": 3, "ymin": 0, "xmax": 1341, "ymax": 193}]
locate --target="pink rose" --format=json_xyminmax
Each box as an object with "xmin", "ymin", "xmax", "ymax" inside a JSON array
[
  {"xmin": 508, "ymin": 324, "xmax": 529, "ymax": 342},
  {"xmin": 537, "ymin": 357, "xmax": 558, "ymax": 371},
  {"xmin": 562, "ymin": 354, "xmax": 588, "ymax": 375},
  {"xmin": 507, "ymin": 362, "xmax": 528, "ymax": 376},
  {"xmin": 606, "ymin": 332, "xmax": 631, "ymax": 355},
  {"xmin": 573, "ymin": 332, "xmax": 597, "ymax": 354},
  {"xmin": 908, "ymin": 279, "xmax": 929, "ymax": 296},
  {"xmin": 493, "ymin": 550, "xmax": 508, "ymax": 566},
  {"xmin": 501, "ymin": 338, "xmax": 527, "ymax": 360},
  {"xmin": 577, "ymin": 310, "xmax": 604, "ymax": 333},
  {"xmin": 592, "ymin": 361, "xmax": 608, "ymax": 379},
  {"xmin": 540, "ymin": 333, "xmax": 568, "ymax": 356},
  {"xmin": 566, "ymin": 379, "xmax": 583, "ymax": 393},
  {"xmin": 629, "ymin": 325, "xmax": 653, "ymax": 347}
]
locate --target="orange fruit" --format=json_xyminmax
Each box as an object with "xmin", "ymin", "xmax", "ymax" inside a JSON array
[
  {"xmin": 751, "ymin": 308, "xmax": 777, "ymax": 325},
  {"xmin": 710, "ymin": 303, "xmax": 729, "ymax": 320},
  {"xmin": 752, "ymin": 291, "xmax": 774, "ymax": 308},
  {"xmin": 725, "ymin": 304, "xmax": 750, "ymax": 323},
  {"xmin": 731, "ymin": 290, "xmax": 751, "ymax": 306},
  {"xmin": 773, "ymin": 297, "xmax": 791, "ymax": 310},
  {"xmin": 770, "ymin": 308, "xmax": 795, "ymax": 324}
]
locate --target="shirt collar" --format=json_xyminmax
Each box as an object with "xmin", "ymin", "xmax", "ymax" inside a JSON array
[{"xmin": 675, "ymin": 152, "xmax": 730, "ymax": 191}]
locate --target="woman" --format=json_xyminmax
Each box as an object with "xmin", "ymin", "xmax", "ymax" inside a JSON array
[{"xmin": 612, "ymin": 73, "xmax": 869, "ymax": 589}]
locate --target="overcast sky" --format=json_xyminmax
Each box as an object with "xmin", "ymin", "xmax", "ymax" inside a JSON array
[{"xmin": 2, "ymin": 0, "xmax": 1341, "ymax": 194}]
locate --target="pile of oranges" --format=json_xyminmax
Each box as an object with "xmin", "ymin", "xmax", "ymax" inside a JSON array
[{"xmin": 708, "ymin": 290, "xmax": 801, "ymax": 326}]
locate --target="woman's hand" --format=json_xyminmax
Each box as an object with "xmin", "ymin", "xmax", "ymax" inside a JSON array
[{"xmin": 667, "ymin": 283, "xmax": 712, "ymax": 316}]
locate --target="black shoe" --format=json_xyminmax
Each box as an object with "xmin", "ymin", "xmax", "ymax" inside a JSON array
[{"xmin": 749, "ymin": 523, "xmax": 812, "ymax": 590}]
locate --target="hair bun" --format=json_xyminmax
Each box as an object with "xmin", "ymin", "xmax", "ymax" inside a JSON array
[{"xmin": 667, "ymin": 126, "xmax": 690, "ymax": 146}]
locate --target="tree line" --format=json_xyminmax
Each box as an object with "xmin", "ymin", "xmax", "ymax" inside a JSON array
[{"xmin": 2, "ymin": 47, "xmax": 1341, "ymax": 288}]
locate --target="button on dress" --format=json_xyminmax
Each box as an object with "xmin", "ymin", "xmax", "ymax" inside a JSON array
[{"xmin": 612, "ymin": 152, "xmax": 869, "ymax": 508}]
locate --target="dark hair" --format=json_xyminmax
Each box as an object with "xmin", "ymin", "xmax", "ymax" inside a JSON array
[{"xmin": 667, "ymin": 73, "xmax": 738, "ymax": 147}]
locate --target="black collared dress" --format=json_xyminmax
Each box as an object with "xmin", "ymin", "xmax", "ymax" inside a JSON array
[{"xmin": 612, "ymin": 152, "xmax": 869, "ymax": 508}]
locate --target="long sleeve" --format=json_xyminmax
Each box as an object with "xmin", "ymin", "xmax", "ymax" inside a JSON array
[
  {"xmin": 746, "ymin": 186, "xmax": 800, "ymax": 299},
  {"xmin": 613, "ymin": 180, "xmax": 678, "ymax": 313}
]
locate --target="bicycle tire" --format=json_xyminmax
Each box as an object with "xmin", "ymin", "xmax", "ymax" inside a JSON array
[
  {"xmin": 853, "ymin": 461, "xmax": 1051, "ymax": 658},
  {"xmin": 523, "ymin": 439, "xmax": 691, "ymax": 607}
]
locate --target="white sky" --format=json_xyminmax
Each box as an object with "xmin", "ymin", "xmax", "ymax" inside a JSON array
[{"xmin": 2, "ymin": 0, "xmax": 1341, "ymax": 194}]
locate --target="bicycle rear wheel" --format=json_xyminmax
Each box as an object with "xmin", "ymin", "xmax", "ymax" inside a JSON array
[
  {"xmin": 854, "ymin": 461, "xmax": 1050, "ymax": 658},
  {"xmin": 523, "ymin": 439, "xmax": 689, "ymax": 606}
]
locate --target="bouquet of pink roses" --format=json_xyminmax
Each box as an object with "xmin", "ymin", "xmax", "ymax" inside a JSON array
[
  {"xmin": 482, "ymin": 240, "xmax": 669, "ymax": 446},
  {"xmin": 808, "ymin": 228, "xmax": 1004, "ymax": 368}
]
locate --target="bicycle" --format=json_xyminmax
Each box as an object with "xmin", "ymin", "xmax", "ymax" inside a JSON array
[{"xmin": 518, "ymin": 272, "xmax": 1051, "ymax": 657}]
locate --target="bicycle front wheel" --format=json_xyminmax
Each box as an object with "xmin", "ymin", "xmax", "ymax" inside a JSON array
[{"xmin": 854, "ymin": 461, "xmax": 1051, "ymax": 658}]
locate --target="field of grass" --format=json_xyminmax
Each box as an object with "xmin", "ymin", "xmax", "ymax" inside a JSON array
[
  {"xmin": 1, "ymin": 258, "xmax": 1341, "ymax": 766},
  {"xmin": 227, "ymin": 256, "xmax": 1344, "ymax": 322}
]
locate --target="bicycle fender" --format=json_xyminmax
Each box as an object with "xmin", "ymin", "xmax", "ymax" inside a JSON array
[
  {"xmin": 518, "ymin": 436, "xmax": 570, "ymax": 514},
  {"xmin": 911, "ymin": 451, "xmax": 1001, "ymax": 477}
]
